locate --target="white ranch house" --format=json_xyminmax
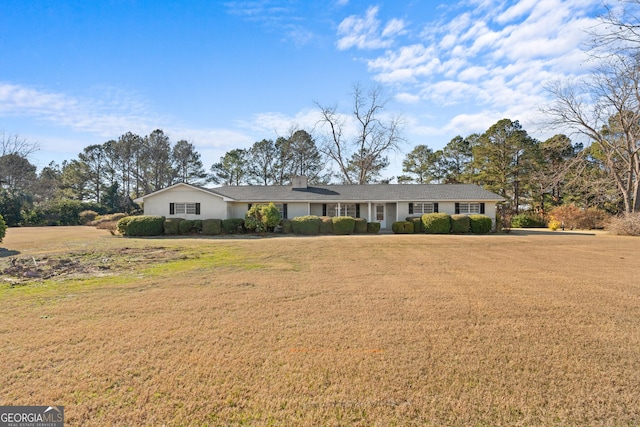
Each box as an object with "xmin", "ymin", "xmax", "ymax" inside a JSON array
[{"xmin": 134, "ymin": 176, "xmax": 504, "ymax": 230}]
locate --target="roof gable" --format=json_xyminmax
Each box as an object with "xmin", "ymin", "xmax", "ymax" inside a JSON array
[{"xmin": 133, "ymin": 182, "xmax": 227, "ymax": 203}]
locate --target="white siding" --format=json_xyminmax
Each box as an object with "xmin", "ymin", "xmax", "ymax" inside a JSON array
[{"xmin": 143, "ymin": 186, "xmax": 227, "ymax": 220}]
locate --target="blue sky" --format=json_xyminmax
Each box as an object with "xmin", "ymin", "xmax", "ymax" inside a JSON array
[{"xmin": 0, "ymin": 0, "xmax": 606, "ymax": 178}]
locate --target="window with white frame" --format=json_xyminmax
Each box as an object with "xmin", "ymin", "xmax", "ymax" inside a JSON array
[
  {"xmin": 410, "ymin": 202, "xmax": 435, "ymax": 214},
  {"xmin": 170, "ymin": 202, "xmax": 200, "ymax": 215},
  {"xmin": 458, "ymin": 203, "xmax": 480, "ymax": 214},
  {"xmin": 326, "ymin": 203, "xmax": 357, "ymax": 217}
]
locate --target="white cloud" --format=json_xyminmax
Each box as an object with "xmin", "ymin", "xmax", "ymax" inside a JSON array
[
  {"xmin": 336, "ymin": 6, "xmax": 406, "ymax": 50},
  {"xmin": 396, "ymin": 92, "xmax": 421, "ymax": 103},
  {"xmin": 0, "ymin": 82, "xmax": 158, "ymax": 137},
  {"xmin": 336, "ymin": 0, "xmax": 603, "ymax": 144}
]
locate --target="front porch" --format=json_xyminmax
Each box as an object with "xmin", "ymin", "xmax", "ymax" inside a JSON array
[{"xmin": 308, "ymin": 202, "xmax": 398, "ymax": 229}]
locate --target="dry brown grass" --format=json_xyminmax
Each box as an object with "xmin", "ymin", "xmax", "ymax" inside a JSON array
[{"xmin": 1, "ymin": 227, "xmax": 639, "ymax": 426}]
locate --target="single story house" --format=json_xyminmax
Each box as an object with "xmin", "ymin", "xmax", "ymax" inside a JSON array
[{"xmin": 134, "ymin": 177, "xmax": 504, "ymax": 230}]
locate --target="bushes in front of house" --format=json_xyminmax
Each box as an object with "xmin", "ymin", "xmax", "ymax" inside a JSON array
[
  {"xmin": 451, "ymin": 214, "xmax": 471, "ymax": 234},
  {"xmin": 392, "ymin": 221, "xmax": 414, "ymax": 234},
  {"xmin": 332, "ymin": 216, "xmax": 356, "ymax": 235},
  {"xmin": 280, "ymin": 219, "xmax": 292, "ymax": 234},
  {"xmin": 469, "ymin": 215, "xmax": 492, "ymax": 234},
  {"xmin": 367, "ymin": 222, "xmax": 381, "ymax": 234},
  {"xmin": 203, "ymin": 219, "xmax": 222, "ymax": 235},
  {"xmin": 118, "ymin": 215, "xmax": 165, "ymax": 236},
  {"xmin": 291, "ymin": 215, "xmax": 321, "ymax": 235},
  {"xmin": 354, "ymin": 217, "xmax": 368, "ymax": 233},
  {"xmin": 319, "ymin": 216, "xmax": 333, "ymax": 234},
  {"xmin": 406, "ymin": 217, "xmax": 423, "ymax": 233},
  {"xmin": 164, "ymin": 218, "xmax": 184, "ymax": 235},
  {"xmin": 245, "ymin": 203, "xmax": 281, "ymax": 232},
  {"xmin": 422, "ymin": 213, "xmax": 452, "ymax": 234},
  {"xmin": 286, "ymin": 216, "xmax": 379, "ymax": 235},
  {"xmin": 222, "ymin": 218, "xmax": 245, "ymax": 234}
]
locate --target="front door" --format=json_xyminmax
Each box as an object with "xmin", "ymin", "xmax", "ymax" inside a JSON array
[{"xmin": 375, "ymin": 204, "xmax": 386, "ymax": 229}]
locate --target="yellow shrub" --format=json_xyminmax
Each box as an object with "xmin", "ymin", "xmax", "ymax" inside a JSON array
[{"xmin": 548, "ymin": 219, "xmax": 561, "ymax": 231}]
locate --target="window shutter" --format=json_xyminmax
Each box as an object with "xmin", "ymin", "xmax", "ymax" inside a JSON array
[
  {"xmin": 195, "ymin": 203, "xmax": 201, "ymax": 215},
  {"xmin": 170, "ymin": 203, "xmax": 175, "ymax": 215},
  {"xmin": 322, "ymin": 204, "xmax": 327, "ymax": 216},
  {"xmin": 455, "ymin": 203, "xmax": 460, "ymax": 214},
  {"xmin": 480, "ymin": 202, "xmax": 485, "ymax": 214},
  {"xmin": 248, "ymin": 203, "xmax": 252, "ymax": 210},
  {"xmin": 356, "ymin": 204, "xmax": 360, "ymax": 218},
  {"xmin": 434, "ymin": 203, "xmax": 439, "ymax": 213},
  {"xmin": 408, "ymin": 203, "xmax": 414, "ymax": 215},
  {"xmin": 283, "ymin": 204, "xmax": 288, "ymax": 219}
]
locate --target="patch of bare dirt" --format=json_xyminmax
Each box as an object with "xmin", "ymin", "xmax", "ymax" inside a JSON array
[{"xmin": 0, "ymin": 247, "xmax": 188, "ymax": 285}]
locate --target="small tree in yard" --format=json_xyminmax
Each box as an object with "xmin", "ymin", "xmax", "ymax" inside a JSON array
[
  {"xmin": 0, "ymin": 214, "xmax": 7, "ymax": 242},
  {"xmin": 245, "ymin": 203, "xmax": 281, "ymax": 232}
]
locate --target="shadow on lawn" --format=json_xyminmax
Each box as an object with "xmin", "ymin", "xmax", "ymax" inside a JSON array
[
  {"xmin": 0, "ymin": 248, "xmax": 20, "ymax": 257},
  {"xmin": 506, "ymin": 228, "xmax": 599, "ymax": 237}
]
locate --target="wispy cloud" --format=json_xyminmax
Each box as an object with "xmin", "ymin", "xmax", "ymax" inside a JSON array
[
  {"xmin": 0, "ymin": 82, "xmax": 258, "ymax": 165},
  {"xmin": 336, "ymin": 6, "xmax": 406, "ymax": 50},
  {"xmin": 0, "ymin": 82, "xmax": 158, "ymax": 136},
  {"xmin": 223, "ymin": 0, "xmax": 316, "ymax": 47}
]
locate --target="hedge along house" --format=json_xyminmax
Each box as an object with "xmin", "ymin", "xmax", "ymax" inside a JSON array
[{"xmin": 134, "ymin": 176, "xmax": 505, "ymax": 230}]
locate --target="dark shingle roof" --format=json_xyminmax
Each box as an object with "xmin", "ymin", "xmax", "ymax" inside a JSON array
[{"xmin": 208, "ymin": 184, "xmax": 504, "ymax": 202}]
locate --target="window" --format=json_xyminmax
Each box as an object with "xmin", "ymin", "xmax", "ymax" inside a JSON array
[
  {"xmin": 410, "ymin": 202, "xmax": 434, "ymax": 214},
  {"xmin": 170, "ymin": 202, "xmax": 200, "ymax": 215},
  {"xmin": 274, "ymin": 203, "xmax": 288, "ymax": 219},
  {"xmin": 458, "ymin": 203, "xmax": 481, "ymax": 214},
  {"xmin": 326, "ymin": 203, "xmax": 357, "ymax": 217}
]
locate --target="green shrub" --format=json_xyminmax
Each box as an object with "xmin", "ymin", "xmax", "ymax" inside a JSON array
[
  {"xmin": 117, "ymin": 216, "xmax": 134, "ymax": 235},
  {"xmin": 392, "ymin": 221, "xmax": 414, "ymax": 234},
  {"xmin": 118, "ymin": 215, "xmax": 165, "ymax": 236},
  {"xmin": 451, "ymin": 214, "xmax": 471, "ymax": 233},
  {"xmin": 332, "ymin": 216, "xmax": 356, "ymax": 235},
  {"xmin": 319, "ymin": 216, "xmax": 333, "ymax": 234},
  {"xmin": 245, "ymin": 203, "xmax": 282, "ymax": 232},
  {"xmin": 0, "ymin": 214, "xmax": 6, "ymax": 242},
  {"xmin": 406, "ymin": 217, "xmax": 423, "ymax": 233},
  {"xmin": 354, "ymin": 217, "xmax": 367, "ymax": 233},
  {"xmin": 291, "ymin": 215, "xmax": 321, "ymax": 235},
  {"xmin": 193, "ymin": 220, "xmax": 203, "ymax": 232},
  {"xmin": 367, "ymin": 222, "xmax": 381, "ymax": 234},
  {"xmin": 164, "ymin": 218, "xmax": 184, "ymax": 235},
  {"xmin": 511, "ymin": 213, "xmax": 546, "ymax": 228},
  {"xmin": 202, "ymin": 219, "xmax": 222, "ymax": 235},
  {"xmin": 469, "ymin": 214, "xmax": 492, "ymax": 234},
  {"xmin": 422, "ymin": 213, "xmax": 451, "ymax": 234},
  {"xmin": 179, "ymin": 219, "xmax": 196, "ymax": 234},
  {"xmin": 280, "ymin": 219, "xmax": 292, "ymax": 234},
  {"xmin": 222, "ymin": 218, "xmax": 245, "ymax": 234}
]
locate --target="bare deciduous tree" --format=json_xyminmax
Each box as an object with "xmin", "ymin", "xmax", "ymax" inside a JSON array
[
  {"xmin": 543, "ymin": 55, "xmax": 640, "ymax": 213},
  {"xmin": 316, "ymin": 84, "xmax": 404, "ymax": 184},
  {"xmin": 0, "ymin": 131, "xmax": 39, "ymax": 158}
]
